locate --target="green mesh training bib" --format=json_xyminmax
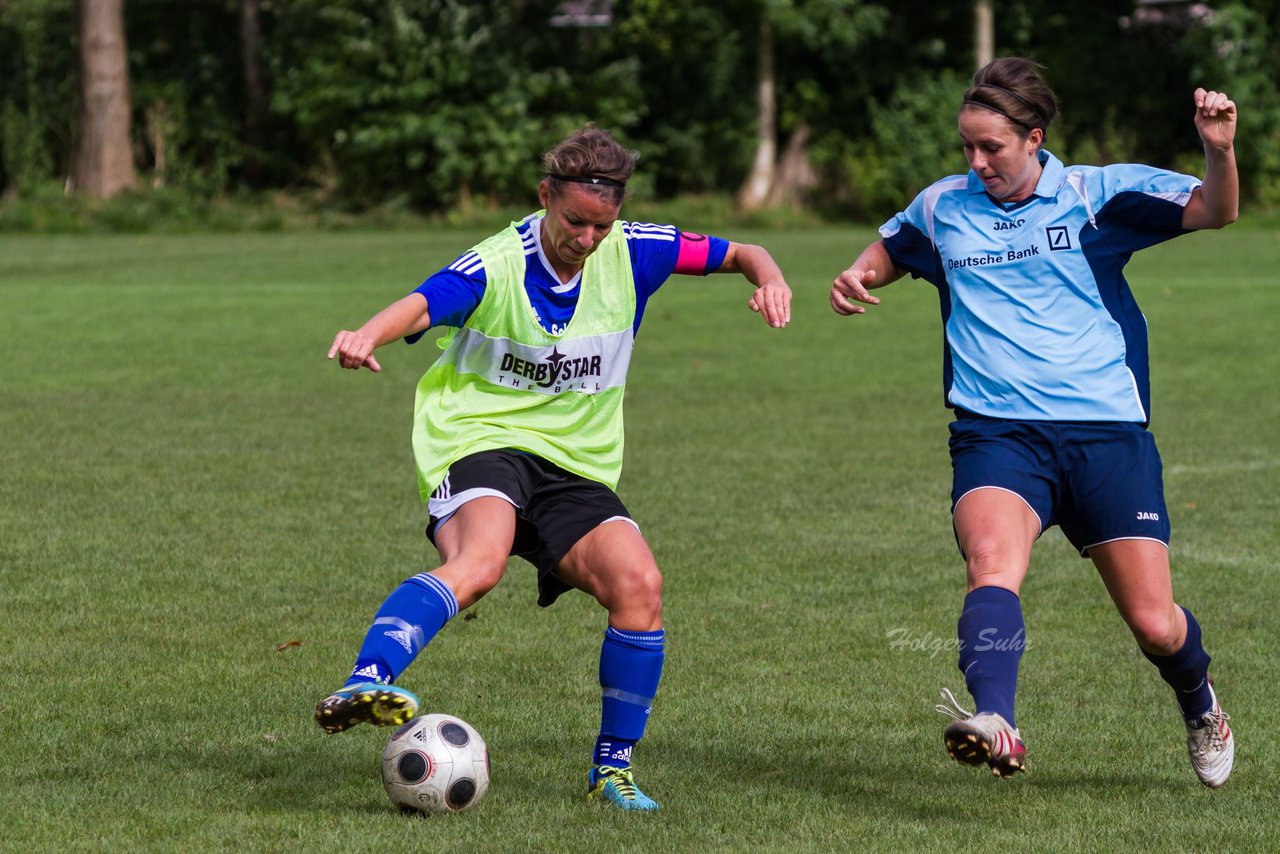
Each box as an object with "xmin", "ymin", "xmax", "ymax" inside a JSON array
[{"xmin": 411, "ymin": 216, "xmax": 636, "ymax": 499}]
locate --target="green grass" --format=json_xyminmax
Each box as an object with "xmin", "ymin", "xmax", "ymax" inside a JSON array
[{"xmin": 2, "ymin": 223, "xmax": 1278, "ymax": 851}]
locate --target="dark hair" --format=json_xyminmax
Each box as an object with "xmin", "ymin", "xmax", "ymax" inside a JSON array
[
  {"xmin": 542, "ymin": 124, "xmax": 637, "ymax": 205},
  {"xmin": 962, "ymin": 57, "xmax": 1059, "ymax": 140}
]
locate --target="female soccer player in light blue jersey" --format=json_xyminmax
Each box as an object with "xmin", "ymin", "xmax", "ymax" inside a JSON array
[
  {"xmin": 320, "ymin": 125, "xmax": 792, "ymax": 811},
  {"xmin": 831, "ymin": 58, "xmax": 1237, "ymax": 787}
]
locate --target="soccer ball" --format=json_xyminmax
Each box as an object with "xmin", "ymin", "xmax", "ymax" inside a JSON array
[{"xmin": 382, "ymin": 714, "xmax": 490, "ymax": 815}]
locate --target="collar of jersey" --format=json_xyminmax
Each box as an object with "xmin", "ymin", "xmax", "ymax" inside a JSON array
[{"xmin": 966, "ymin": 149, "xmax": 1064, "ymax": 200}]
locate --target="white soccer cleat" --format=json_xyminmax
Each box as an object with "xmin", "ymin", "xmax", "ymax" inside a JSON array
[
  {"xmin": 936, "ymin": 688, "xmax": 1027, "ymax": 779},
  {"xmin": 1185, "ymin": 682, "xmax": 1233, "ymax": 788}
]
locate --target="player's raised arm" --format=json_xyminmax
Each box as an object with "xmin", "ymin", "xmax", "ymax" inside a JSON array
[
  {"xmin": 830, "ymin": 239, "xmax": 902, "ymax": 316},
  {"xmin": 328, "ymin": 293, "xmax": 431, "ymax": 372},
  {"xmin": 716, "ymin": 241, "xmax": 792, "ymax": 328},
  {"xmin": 1181, "ymin": 87, "xmax": 1239, "ymax": 231}
]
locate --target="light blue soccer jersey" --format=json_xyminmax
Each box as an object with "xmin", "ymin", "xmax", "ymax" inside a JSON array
[{"xmin": 880, "ymin": 150, "xmax": 1199, "ymax": 422}]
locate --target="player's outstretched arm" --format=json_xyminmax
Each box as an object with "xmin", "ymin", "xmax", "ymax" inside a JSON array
[
  {"xmin": 1182, "ymin": 87, "xmax": 1239, "ymax": 231},
  {"xmin": 831, "ymin": 240, "xmax": 902, "ymax": 316},
  {"xmin": 328, "ymin": 294, "xmax": 431, "ymax": 372},
  {"xmin": 716, "ymin": 242, "xmax": 792, "ymax": 328}
]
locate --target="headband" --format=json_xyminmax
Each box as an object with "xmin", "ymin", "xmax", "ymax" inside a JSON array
[
  {"xmin": 965, "ymin": 83, "xmax": 1048, "ymax": 129},
  {"xmin": 548, "ymin": 173, "xmax": 627, "ymax": 189}
]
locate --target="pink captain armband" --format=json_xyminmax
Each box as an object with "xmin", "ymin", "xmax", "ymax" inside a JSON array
[{"xmin": 672, "ymin": 231, "xmax": 713, "ymax": 275}]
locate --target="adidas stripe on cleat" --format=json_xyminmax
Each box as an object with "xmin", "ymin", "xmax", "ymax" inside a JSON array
[
  {"xmin": 587, "ymin": 765, "xmax": 660, "ymax": 811},
  {"xmin": 314, "ymin": 682, "xmax": 420, "ymax": 734},
  {"xmin": 936, "ymin": 688, "xmax": 1027, "ymax": 779}
]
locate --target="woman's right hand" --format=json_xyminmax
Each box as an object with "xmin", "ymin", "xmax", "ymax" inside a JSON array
[
  {"xmin": 328, "ymin": 330, "xmax": 382, "ymax": 372},
  {"xmin": 830, "ymin": 266, "xmax": 882, "ymax": 316}
]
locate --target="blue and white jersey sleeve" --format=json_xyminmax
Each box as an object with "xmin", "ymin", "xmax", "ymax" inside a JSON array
[
  {"xmin": 624, "ymin": 221, "xmax": 730, "ymax": 333},
  {"xmin": 879, "ymin": 177, "xmax": 968, "ymax": 286},
  {"xmin": 1089, "ymin": 163, "xmax": 1199, "ymax": 250},
  {"xmin": 404, "ymin": 252, "xmax": 487, "ymax": 343}
]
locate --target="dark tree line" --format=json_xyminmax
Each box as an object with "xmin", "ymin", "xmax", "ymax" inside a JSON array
[{"xmin": 2, "ymin": 0, "xmax": 1278, "ymax": 221}]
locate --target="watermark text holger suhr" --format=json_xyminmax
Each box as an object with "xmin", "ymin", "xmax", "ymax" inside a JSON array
[{"xmin": 886, "ymin": 627, "xmax": 1030, "ymax": 659}]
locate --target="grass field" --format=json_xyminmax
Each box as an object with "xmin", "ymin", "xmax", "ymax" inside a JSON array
[{"xmin": 3, "ymin": 223, "xmax": 1278, "ymax": 851}]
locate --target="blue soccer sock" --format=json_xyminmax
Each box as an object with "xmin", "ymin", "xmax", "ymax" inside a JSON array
[
  {"xmin": 344, "ymin": 573, "xmax": 459, "ymax": 687},
  {"xmin": 593, "ymin": 626, "xmax": 665, "ymax": 773},
  {"xmin": 956, "ymin": 586, "xmax": 1026, "ymax": 728},
  {"xmin": 1142, "ymin": 606, "xmax": 1214, "ymax": 721}
]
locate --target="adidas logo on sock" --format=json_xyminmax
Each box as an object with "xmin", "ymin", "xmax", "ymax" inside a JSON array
[
  {"xmin": 383, "ymin": 630, "xmax": 414, "ymax": 654},
  {"xmin": 350, "ymin": 664, "xmax": 387, "ymax": 683}
]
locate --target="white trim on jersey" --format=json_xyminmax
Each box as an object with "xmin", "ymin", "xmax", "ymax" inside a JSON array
[
  {"xmin": 922, "ymin": 176, "xmax": 968, "ymax": 245},
  {"xmin": 1146, "ymin": 190, "xmax": 1194, "ymax": 206},
  {"xmin": 622, "ymin": 221, "xmax": 677, "ymax": 242},
  {"xmin": 449, "ymin": 251, "xmax": 485, "ymax": 276},
  {"xmin": 1124, "ymin": 367, "xmax": 1148, "ymax": 423},
  {"xmin": 1065, "ymin": 171, "xmax": 1098, "ymax": 229}
]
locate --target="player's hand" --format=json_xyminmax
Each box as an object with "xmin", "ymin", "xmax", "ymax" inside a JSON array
[
  {"xmin": 328, "ymin": 330, "xmax": 382, "ymax": 372},
  {"xmin": 830, "ymin": 266, "xmax": 881, "ymax": 316},
  {"xmin": 1193, "ymin": 87, "xmax": 1236, "ymax": 152},
  {"xmin": 749, "ymin": 280, "xmax": 792, "ymax": 328}
]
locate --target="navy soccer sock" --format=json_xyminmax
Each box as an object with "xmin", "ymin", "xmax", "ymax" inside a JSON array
[
  {"xmin": 956, "ymin": 586, "xmax": 1026, "ymax": 728},
  {"xmin": 1142, "ymin": 606, "xmax": 1214, "ymax": 721},
  {"xmin": 345, "ymin": 573, "xmax": 458, "ymax": 686},
  {"xmin": 593, "ymin": 626, "xmax": 665, "ymax": 773}
]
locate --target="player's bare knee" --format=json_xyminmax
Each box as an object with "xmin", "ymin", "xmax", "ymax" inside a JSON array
[
  {"xmin": 964, "ymin": 547, "xmax": 1020, "ymax": 589},
  {"xmin": 597, "ymin": 564, "xmax": 662, "ymax": 619},
  {"xmin": 440, "ymin": 555, "xmax": 507, "ymax": 603},
  {"xmin": 1128, "ymin": 610, "xmax": 1182, "ymax": 655}
]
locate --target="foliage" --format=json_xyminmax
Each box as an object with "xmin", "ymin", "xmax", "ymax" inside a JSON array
[
  {"xmin": 267, "ymin": 0, "xmax": 642, "ymax": 209},
  {"xmin": 0, "ymin": 0, "xmax": 76, "ymax": 193},
  {"xmin": 3, "ymin": 0, "xmax": 1280, "ymax": 222},
  {"xmin": 816, "ymin": 68, "xmax": 971, "ymax": 220},
  {"xmin": 1180, "ymin": 1, "xmax": 1280, "ymax": 205}
]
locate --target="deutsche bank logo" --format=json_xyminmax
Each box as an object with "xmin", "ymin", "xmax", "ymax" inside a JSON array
[{"xmin": 1046, "ymin": 226, "xmax": 1071, "ymax": 251}]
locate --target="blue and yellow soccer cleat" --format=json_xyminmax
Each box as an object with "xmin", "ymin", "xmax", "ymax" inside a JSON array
[
  {"xmin": 587, "ymin": 765, "xmax": 660, "ymax": 811},
  {"xmin": 313, "ymin": 682, "xmax": 419, "ymax": 734}
]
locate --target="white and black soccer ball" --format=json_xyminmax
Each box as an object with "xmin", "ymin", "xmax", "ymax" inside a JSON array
[{"xmin": 382, "ymin": 714, "xmax": 490, "ymax": 815}]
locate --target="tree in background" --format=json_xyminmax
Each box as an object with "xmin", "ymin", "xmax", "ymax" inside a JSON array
[
  {"xmin": 737, "ymin": 0, "xmax": 886, "ymax": 210},
  {"xmin": 71, "ymin": 0, "xmax": 135, "ymax": 198},
  {"xmin": 3, "ymin": 0, "xmax": 1279, "ymax": 219}
]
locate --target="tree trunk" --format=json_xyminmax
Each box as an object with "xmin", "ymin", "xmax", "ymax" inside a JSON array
[
  {"xmin": 71, "ymin": 0, "xmax": 136, "ymax": 198},
  {"xmin": 240, "ymin": 0, "xmax": 266, "ymax": 184},
  {"xmin": 765, "ymin": 122, "xmax": 815, "ymax": 208},
  {"xmin": 974, "ymin": 0, "xmax": 994, "ymax": 69},
  {"xmin": 736, "ymin": 18, "xmax": 775, "ymax": 211}
]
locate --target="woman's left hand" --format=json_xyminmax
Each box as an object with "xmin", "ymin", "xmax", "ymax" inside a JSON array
[
  {"xmin": 1193, "ymin": 88, "xmax": 1236, "ymax": 152},
  {"xmin": 749, "ymin": 281, "xmax": 792, "ymax": 328}
]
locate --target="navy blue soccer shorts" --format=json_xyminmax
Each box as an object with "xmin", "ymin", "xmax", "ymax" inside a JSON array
[
  {"xmin": 948, "ymin": 412, "xmax": 1171, "ymax": 557},
  {"xmin": 425, "ymin": 449, "xmax": 638, "ymax": 607}
]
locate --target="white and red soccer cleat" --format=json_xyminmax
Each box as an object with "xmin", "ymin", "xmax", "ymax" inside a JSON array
[
  {"xmin": 936, "ymin": 688, "xmax": 1027, "ymax": 779},
  {"xmin": 1185, "ymin": 681, "xmax": 1233, "ymax": 788}
]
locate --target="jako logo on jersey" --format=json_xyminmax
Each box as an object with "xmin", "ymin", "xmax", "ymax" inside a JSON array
[
  {"xmin": 1136, "ymin": 511, "xmax": 1161, "ymax": 521},
  {"xmin": 498, "ymin": 347, "xmax": 603, "ymax": 391},
  {"xmin": 993, "ymin": 218, "xmax": 1025, "ymax": 231}
]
